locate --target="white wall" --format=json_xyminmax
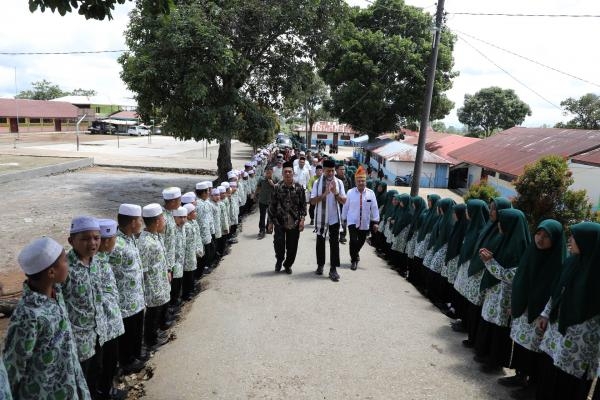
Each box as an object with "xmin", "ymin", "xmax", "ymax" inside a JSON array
[{"xmin": 569, "ymin": 162, "xmax": 600, "ymax": 210}]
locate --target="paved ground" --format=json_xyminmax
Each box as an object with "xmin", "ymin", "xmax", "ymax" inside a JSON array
[{"xmin": 144, "ymin": 210, "xmax": 511, "ymax": 400}]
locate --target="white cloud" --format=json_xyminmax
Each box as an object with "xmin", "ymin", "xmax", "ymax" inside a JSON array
[{"xmin": 2, "ymin": 0, "xmax": 600, "ymax": 128}]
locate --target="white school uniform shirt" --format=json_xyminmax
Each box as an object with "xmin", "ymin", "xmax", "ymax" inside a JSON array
[
  {"xmin": 293, "ymin": 165, "xmax": 310, "ymax": 188},
  {"xmin": 342, "ymin": 187, "xmax": 380, "ymax": 230},
  {"xmin": 310, "ymin": 176, "xmax": 346, "ymax": 226}
]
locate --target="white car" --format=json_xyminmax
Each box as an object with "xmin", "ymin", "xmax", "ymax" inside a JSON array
[{"xmin": 127, "ymin": 125, "xmax": 150, "ymax": 136}]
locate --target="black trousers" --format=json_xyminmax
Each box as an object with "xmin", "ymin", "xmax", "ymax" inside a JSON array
[
  {"xmin": 466, "ymin": 303, "xmax": 482, "ymax": 345},
  {"xmin": 475, "ymin": 319, "xmax": 512, "ymax": 368},
  {"xmin": 316, "ymin": 223, "xmax": 340, "ymax": 267},
  {"xmin": 144, "ymin": 304, "xmax": 166, "ymax": 346},
  {"xmin": 258, "ymin": 203, "xmax": 269, "ymax": 232},
  {"xmin": 308, "ymin": 204, "xmax": 315, "ymax": 221},
  {"xmin": 273, "ymin": 225, "xmax": 300, "ymax": 267},
  {"xmin": 99, "ymin": 337, "xmax": 119, "ymax": 395},
  {"xmin": 170, "ymin": 277, "xmax": 182, "ymax": 305},
  {"xmin": 80, "ymin": 341, "xmax": 102, "ymax": 396},
  {"xmin": 536, "ymin": 353, "xmax": 593, "ymax": 400},
  {"xmin": 510, "ymin": 342, "xmax": 541, "ymax": 382},
  {"xmin": 182, "ymin": 270, "xmax": 196, "ymax": 299},
  {"xmin": 348, "ymin": 224, "xmax": 368, "ymax": 262},
  {"xmin": 119, "ymin": 309, "xmax": 144, "ymax": 366},
  {"xmin": 216, "ymin": 236, "xmax": 226, "ymax": 257}
]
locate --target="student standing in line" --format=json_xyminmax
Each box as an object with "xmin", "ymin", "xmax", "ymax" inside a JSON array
[
  {"xmin": 405, "ymin": 195, "xmax": 427, "ymax": 283},
  {"xmin": 441, "ymin": 203, "xmax": 468, "ymax": 320}
]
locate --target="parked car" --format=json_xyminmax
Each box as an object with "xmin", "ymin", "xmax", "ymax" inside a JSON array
[
  {"xmin": 276, "ymin": 135, "xmax": 293, "ymax": 148},
  {"xmin": 88, "ymin": 121, "xmax": 116, "ymax": 135},
  {"xmin": 127, "ymin": 125, "xmax": 150, "ymax": 136}
]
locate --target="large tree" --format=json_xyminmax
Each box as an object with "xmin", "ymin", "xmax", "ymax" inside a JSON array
[
  {"xmin": 120, "ymin": 0, "xmax": 344, "ymax": 180},
  {"xmin": 28, "ymin": 0, "xmax": 170, "ymax": 20},
  {"xmin": 281, "ymin": 66, "xmax": 330, "ymax": 147},
  {"xmin": 16, "ymin": 79, "xmax": 68, "ymax": 100},
  {"xmin": 457, "ymin": 86, "xmax": 531, "ymax": 137},
  {"xmin": 320, "ymin": 0, "xmax": 457, "ymax": 140},
  {"xmin": 555, "ymin": 93, "xmax": 600, "ymax": 130}
]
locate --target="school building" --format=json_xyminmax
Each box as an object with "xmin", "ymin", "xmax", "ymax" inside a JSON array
[
  {"xmin": 0, "ymin": 98, "xmax": 79, "ymax": 134},
  {"xmin": 293, "ymin": 121, "xmax": 361, "ymax": 146}
]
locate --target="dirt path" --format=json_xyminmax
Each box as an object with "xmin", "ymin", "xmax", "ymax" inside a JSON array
[{"xmin": 143, "ymin": 211, "xmax": 512, "ymax": 400}]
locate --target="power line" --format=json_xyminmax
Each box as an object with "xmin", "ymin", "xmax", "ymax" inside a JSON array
[
  {"xmin": 451, "ymin": 29, "xmax": 600, "ymax": 89},
  {"xmin": 448, "ymin": 12, "xmax": 600, "ymax": 18},
  {"xmin": 457, "ymin": 34, "xmax": 562, "ymax": 111},
  {"xmin": 0, "ymin": 49, "xmax": 126, "ymax": 55}
]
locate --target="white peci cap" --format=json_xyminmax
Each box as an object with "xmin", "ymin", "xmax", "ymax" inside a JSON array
[
  {"xmin": 162, "ymin": 187, "xmax": 181, "ymax": 200},
  {"xmin": 183, "ymin": 203, "xmax": 196, "ymax": 215},
  {"xmin": 18, "ymin": 237, "xmax": 64, "ymax": 275},
  {"xmin": 70, "ymin": 216, "xmax": 100, "ymax": 234},
  {"xmin": 195, "ymin": 182, "xmax": 209, "ymax": 190},
  {"xmin": 230, "ymin": 181, "xmax": 238, "ymax": 188},
  {"xmin": 181, "ymin": 192, "xmax": 196, "ymax": 204},
  {"xmin": 218, "ymin": 186, "xmax": 226, "ymax": 194},
  {"xmin": 172, "ymin": 206, "xmax": 188, "ymax": 217},
  {"xmin": 220, "ymin": 182, "xmax": 230, "ymax": 189},
  {"xmin": 211, "ymin": 188, "xmax": 221, "ymax": 196},
  {"xmin": 98, "ymin": 219, "xmax": 118, "ymax": 238},
  {"xmin": 118, "ymin": 204, "xmax": 142, "ymax": 217},
  {"xmin": 142, "ymin": 203, "xmax": 163, "ymax": 218}
]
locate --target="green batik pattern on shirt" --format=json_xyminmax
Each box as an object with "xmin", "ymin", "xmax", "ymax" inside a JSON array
[
  {"xmin": 183, "ymin": 222, "xmax": 197, "ymax": 272},
  {"xmin": 108, "ymin": 231, "xmax": 145, "ymax": 318},
  {"xmin": 229, "ymin": 192, "xmax": 239, "ymax": 225},
  {"xmin": 444, "ymin": 256, "xmax": 460, "ymax": 284},
  {"xmin": 0, "ymin": 357, "xmax": 11, "ymax": 400},
  {"xmin": 95, "ymin": 252, "xmax": 125, "ymax": 343},
  {"xmin": 510, "ymin": 313, "xmax": 545, "ymax": 352},
  {"xmin": 210, "ymin": 201, "xmax": 222, "ymax": 239},
  {"xmin": 172, "ymin": 226, "xmax": 185, "ymax": 279},
  {"xmin": 190, "ymin": 220, "xmax": 204, "ymax": 257},
  {"xmin": 161, "ymin": 209, "xmax": 176, "ymax": 271},
  {"xmin": 540, "ymin": 315, "xmax": 600, "ymax": 380},
  {"xmin": 237, "ymin": 182, "xmax": 246, "ymax": 205},
  {"xmin": 196, "ymin": 200, "xmax": 214, "ymax": 242},
  {"xmin": 428, "ymin": 244, "xmax": 448, "ymax": 274},
  {"xmin": 138, "ymin": 231, "xmax": 171, "ymax": 307},
  {"xmin": 481, "ymin": 259, "xmax": 516, "ymax": 327},
  {"xmin": 3, "ymin": 283, "xmax": 91, "ymax": 400},
  {"xmin": 453, "ymin": 261, "xmax": 484, "ymax": 306},
  {"xmin": 62, "ymin": 250, "xmax": 106, "ymax": 361},
  {"xmin": 219, "ymin": 200, "xmax": 230, "ymax": 233}
]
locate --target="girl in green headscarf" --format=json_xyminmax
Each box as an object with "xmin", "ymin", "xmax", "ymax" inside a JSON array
[
  {"xmin": 475, "ymin": 208, "xmax": 531, "ymax": 372},
  {"xmin": 499, "ymin": 219, "xmax": 565, "ymax": 392},
  {"xmin": 371, "ymin": 182, "xmax": 389, "ymax": 252},
  {"xmin": 405, "ymin": 196, "xmax": 427, "ymax": 283},
  {"xmin": 390, "ymin": 194, "xmax": 412, "ymax": 275},
  {"xmin": 536, "ymin": 222, "xmax": 600, "ymax": 400},
  {"xmin": 412, "ymin": 194, "xmax": 441, "ymax": 292},
  {"xmin": 377, "ymin": 189, "xmax": 397, "ymax": 254}
]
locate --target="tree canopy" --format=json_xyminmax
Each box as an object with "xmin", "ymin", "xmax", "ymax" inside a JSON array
[
  {"xmin": 119, "ymin": 0, "xmax": 344, "ymax": 179},
  {"xmin": 457, "ymin": 86, "xmax": 531, "ymax": 137},
  {"xmin": 320, "ymin": 0, "xmax": 457, "ymax": 140},
  {"xmin": 16, "ymin": 79, "xmax": 97, "ymax": 100},
  {"xmin": 28, "ymin": 0, "xmax": 171, "ymax": 20},
  {"xmin": 554, "ymin": 93, "xmax": 600, "ymax": 130}
]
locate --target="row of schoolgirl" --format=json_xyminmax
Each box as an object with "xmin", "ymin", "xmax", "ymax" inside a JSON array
[
  {"xmin": 369, "ymin": 180, "xmax": 600, "ymax": 400},
  {"xmin": 0, "ymin": 148, "xmax": 272, "ymax": 400}
]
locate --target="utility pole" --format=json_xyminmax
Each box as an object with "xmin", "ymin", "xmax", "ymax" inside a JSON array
[{"xmin": 410, "ymin": 0, "xmax": 445, "ymax": 196}]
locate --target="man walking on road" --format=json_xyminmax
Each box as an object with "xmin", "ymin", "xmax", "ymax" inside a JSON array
[
  {"xmin": 342, "ymin": 166, "xmax": 379, "ymax": 271},
  {"xmin": 256, "ymin": 166, "xmax": 277, "ymax": 239},
  {"xmin": 336, "ymin": 164, "xmax": 353, "ymax": 245},
  {"xmin": 311, "ymin": 159, "xmax": 347, "ymax": 282},
  {"xmin": 267, "ymin": 161, "xmax": 307, "ymax": 274}
]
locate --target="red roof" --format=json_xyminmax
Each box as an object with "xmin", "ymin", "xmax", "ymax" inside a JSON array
[
  {"xmin": 109, "ymin": 110, "xmax": 139, "ymax": 120},
  {"xmin": 572, "ymin": 147, "xmax": 600, "ymax": 167},
  {"xmin": 425, "ymin": 135, "xmax": 481, "ymax": 165},
  {"xmin": 448, "ymin": 127, "xmax": 600, "ymax": 177},
  {"xmin": 0, "ymin": 98, "xmax": 78, "ymax": 118}
]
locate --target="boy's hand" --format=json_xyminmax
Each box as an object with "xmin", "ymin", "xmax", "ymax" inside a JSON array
[{"xmin": 479, "ymin": 248, "xmax": 493, "ymax": 262}]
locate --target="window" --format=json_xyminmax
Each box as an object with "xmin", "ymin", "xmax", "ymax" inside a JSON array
[
  {"xmin": 498, "ymin": 173, "xmax": 515, "ymax": 182},
  {"xmin": 341, "ymin": 135, "xmax": 350, "ymax": 140},
  {"xmin": 0, "ymin": 118, "xmax": 7, "ymax": 124},
  {"xmin": 43, "ymin": 118, "xmax": 53, "ymax": 124},
  {"xmin": 18, "ymin": 118, "xmax": 25, "ymax": 124},
  {"xmin": 317, "ymin": 134, "xmax": 327, "ymax": 139},
  {"xmin": 95, "ymin": 106, "xmax": 101, "ymax": 113},
  {"xmin": 29, "ymin": 118, "xmax": 41, "ymax": 124},
  {"xmin": 354, "ymin": 133, "xmax": 360, "ymax": 138}
]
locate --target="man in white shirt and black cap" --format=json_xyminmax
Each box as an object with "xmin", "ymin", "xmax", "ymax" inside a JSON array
[
  {"xmin": 341, "ymin": 166, "xmax": 379, "ymax": 270},
  {"xmin": 310, "ymin": 159, "xmax": 347, "ymax": 282}
]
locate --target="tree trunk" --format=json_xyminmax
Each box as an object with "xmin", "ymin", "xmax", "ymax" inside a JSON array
[
  {"xmin": 308, "ymin": 120, "xmax": 314, "ymax": 150},
  {"xmin": 217, "ymin": 137, "xmax": 232, "ymax": 183}
]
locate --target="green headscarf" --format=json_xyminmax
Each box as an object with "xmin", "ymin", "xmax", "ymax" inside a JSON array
[
  {"xmin": 375, "ymin": 180, "xmax": 387, "ymax": 206},
  {"xmin": 511, "ymin": 219, "xmax": 565, "ymax": 323},
  {"xmin": 366, "ymin": 178, "xmax": 374, "ymax": 190},
  {"xmin": 480, "ymin": 209, "xmax": 531, "ymax": 292},
  {"xmin": 430, "ymin": 198, "xmax": 457, "ymax": 252},
  {"xmin": 550, "ymin": 222, "xmax": 600, "ymax": 334},
  {"xmin": 458, "ymin": 199, "xmax": 490, "ymax": 266},
  {"xmin": 407, "ymin": 196, "xmax": 427, "ymax": 240},
  {"xmin": 467, "ymin": 197, "xmax": 512, "ymax": 276},
  {"xmin": 392, "ymin": 194, "xmax": 412, "ymax": 235},
  {"xmin": 382, "ymin": 190, "xmax": 398, "ymax": 221},
  {"xmin": 416, "ymin": 194, "xmax": 441, "ymax": 242},
  {"xmin": 446, "ymin": 204, "xmax": 468, "ymax": 263}
]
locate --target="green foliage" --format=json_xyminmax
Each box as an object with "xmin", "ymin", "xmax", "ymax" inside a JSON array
[
  {"xmin": 236, "ymin": 104, "xmax": 279, "ymax": 150},
  {"xmin": 70, "ymin": 88, "xmax": 97, "ymax": 96},
  {"xmin": 457, "ymin": 86, "xmax": 531, "ymax": 137},
  {"xmin": 320, "ymin": 0, "xmax": 457, "ymax": 140},
  {"xmin": 554, "ymin": 93, "xmax": 600, "ymax": 130},
  {"xmin": 514, "ymin": 155, "xmax": 592, "ymax": 230},
  {"xmin": 463, "ymin": 180, "xmax": 500, "ymax": 204},
  {"xmin": 28, "ymin": 0, "xmax": 171, "ymax": 20},
  {"xmin": 16, "ymin": 79, "xmax": 68, "ymax": 100},
  {"xmin": 119, "ymin": 0, "xmax": 344, "ymax": 179}
]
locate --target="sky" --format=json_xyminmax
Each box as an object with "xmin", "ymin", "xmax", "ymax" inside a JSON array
[{"xmin": 1, "ymin": 0, "xmax": 600, "ymax": 128}]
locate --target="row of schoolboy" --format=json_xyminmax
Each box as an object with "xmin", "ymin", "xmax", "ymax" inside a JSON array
[{"xmin": 0, "ymin": 147, "xmax": 273, "ymax": 400}]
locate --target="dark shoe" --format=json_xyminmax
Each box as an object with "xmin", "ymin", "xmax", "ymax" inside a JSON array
[
  {"xmin": 339, "ymin": 238, "xmax": 347, "ymax": 244},
  {"xmin": 182, "ymin": 295, "xmax": 193, "ymax": 302},
  {"xmin": 462, "ymin": 339, "xmax": 474, "ymax": 348},
  {"xmin": 203, "ymin": 266, "xmax": 212, "ymax": 275},
  {"xmin": 309, "ymin": 219, "xmax": 314, "ymax": 225},
  {"xmin": 160, "ymin": 320, "xmax": 173, "ymax": 330},
  {"xmin": 171, "ymin": 299, "xmax": 182, "ymax": 307},
  {"xmin": 284, "ymin": 266, "xmax": 292, "ymax": 275},
  {"xmin": 275, "ymin": 261, "xmax": 282, "ymax": 272},
  {"xmin": 257, "ymin": 231, "xmax": 265, "ymax": 239},
  {"xmin": 122, "ymin": 358, "xmax": 146, "ymax": 374},
  {"xmin": 96, "ymin": 387, "xmax": 128, "ymax": 400},
  {"xmin": 480, "ymin": 364, "xmax": 503, "ymax": 374},
  {"xmin": 329, "ymin": 267, "xmax": 340, "ymax": 282},
  {"xmin": 149, "ymin": 335, "xmax": 169, "ymax": 351},
  {"xmin": 138, "ymin": 348, "xmax": 151, "ymax": 362},
  {"xmin": 350, "ymin": 261, "xmax": 358, "ymax": 271},
  {"xmin": 315, "ymin": 265, "xmax": 324, "ymax": 275},
  {"xmin": 498, "ymin": 375, "xmax": 528, "ymax": 388},
  {"xmin": 228, "ymin": 238, "xmax": 238, "ymax": 244},
  {"xmin": 451, "ymin": 321, "xmax": 467, "ymax": 333}
]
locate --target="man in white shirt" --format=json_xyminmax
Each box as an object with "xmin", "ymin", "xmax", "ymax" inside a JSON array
[
  {"xmin": 310, "ymin": 159, "xmax": 347, "ymax": 282},
  {"xmin": 342, "ymin": 166, "xmax": 379, "ymax": 270},
  {"xmin": 293, "ymin": 156, "xmax": 310, "ymax": 189},
  {"xmin": 272, "ymin": 158, "xmax": 284, "ymax": 181}
]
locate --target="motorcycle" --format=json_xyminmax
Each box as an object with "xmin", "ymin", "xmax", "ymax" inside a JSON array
[{"xmin": 395, "ymin": 173, "xmax": 412, "ymax": 187}]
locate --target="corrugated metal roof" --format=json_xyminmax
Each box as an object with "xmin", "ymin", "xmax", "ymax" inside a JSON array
[
  {"xmin": 361, "ymin": 138, "xmax": 393, "ymax": 150},
  {"xmin": 448, "ymin": 127, "xmax": 600, "ymax": 176},
  {"xmin": 109, "ymin": 110, "xmax": 139, "ymax": 120},
  {"xmin": 373, "ymin": 141, "xmax": 451, "ymax": 164},
  {"xmin": 294, "ymin": 121, "xmax": 358, "ymax": 134},
  {"xmin": 425, "ymin": 135, "xmax": 481, "ymax": 165},
  {"xmin": 51, "ymin": 95, "xmax": 137, "ymax": 108},
  {"xmin": 572, "ymin": 147, "xmax": 600, "ymax": 167},
  {"xmin": 0, "ymin": 98, "xmax": 78, "ymax": 118}
]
